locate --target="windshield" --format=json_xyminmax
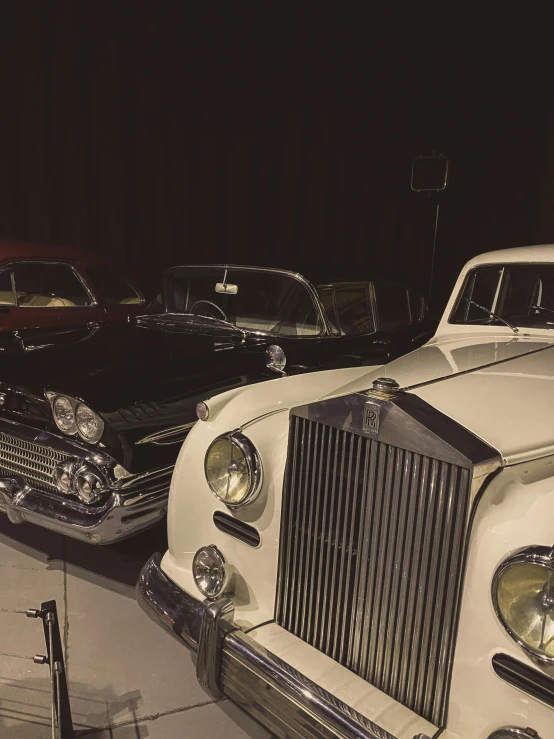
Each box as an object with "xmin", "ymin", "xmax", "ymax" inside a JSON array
[
  {"xmin": 451, "ymin": 263, "xmax": 554, "ymax": 329},
  {"xmin": 164, "ymin": 267, "xmax": 322, "ymax": 337}
]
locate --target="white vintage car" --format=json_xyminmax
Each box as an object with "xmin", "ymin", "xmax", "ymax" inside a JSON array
[{"xmin": 137, "ymin": 245, "xmax": 554, "ymax": 739}]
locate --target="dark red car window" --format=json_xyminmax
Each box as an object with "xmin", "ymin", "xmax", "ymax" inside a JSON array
[{"xmin": 13, "ymin": 262, "xmax": 93, "ymax": 308}]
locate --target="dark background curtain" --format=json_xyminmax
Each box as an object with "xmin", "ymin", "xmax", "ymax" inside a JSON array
[{"xmin": 0, "ymin": 2, "xmax": 551, "ymax": 311}]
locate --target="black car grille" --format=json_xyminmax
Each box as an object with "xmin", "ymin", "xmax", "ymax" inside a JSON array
[
  {"xmin": 275, "ymin": 414, "xmax": 473, "ymax": 726},
  {"xmin": 0, "ymin": 432, "xmax": 67, "ymax": 493}
]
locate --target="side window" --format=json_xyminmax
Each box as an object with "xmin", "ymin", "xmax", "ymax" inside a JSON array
[
  {"xmin": 318, "ymin": 289, "xmax": 340, "ymax": 335},
  {"xmin": 333, "ymin": 286, "xmax": 374, "ymax": 336},
  {"xmin": 13, "ymin": 263, "xmax": 93, "ymax": 308},
  {"xmin": 450, "ymin": 266, "xmax": 503, "ymax": 324},
  {"xmin": 0, "ymin": 269, "xmax": 15, "ymax": 305},
  {"xmin": 375, "ymin": 283, "xmax": 410, "ymax": 331},
  {"xmin": 86, "ymin": 265, "xmax": 142, "ymax": 306}
]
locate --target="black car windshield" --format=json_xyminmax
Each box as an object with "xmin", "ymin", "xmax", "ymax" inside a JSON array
[
  {"xmin": 164, "ymin": 267, "xmax": 322, "ymax": 337},
  {"xmin": 451, "ymin": 263, "xmax": 554, "ymax": 329}
]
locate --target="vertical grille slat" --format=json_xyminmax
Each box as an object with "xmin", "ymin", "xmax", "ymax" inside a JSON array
[{"xmin": 276, "ymin": 415, "xmax": 473, "ymax": 726}]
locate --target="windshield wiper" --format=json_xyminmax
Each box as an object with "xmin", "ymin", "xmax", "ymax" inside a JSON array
[{"xmin": 469, "ymin": 300, "xmax": 519, "ymax": 334}]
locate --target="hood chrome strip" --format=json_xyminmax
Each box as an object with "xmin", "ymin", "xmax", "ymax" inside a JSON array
[{"xmin": 402, "ymin": 342, "xmax": 554, "ymax": 394}]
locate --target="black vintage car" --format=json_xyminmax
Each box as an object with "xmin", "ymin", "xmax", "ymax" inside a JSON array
[{"xmin": 0, "ymin": 265, "xmax": 432, "ymax": 544}]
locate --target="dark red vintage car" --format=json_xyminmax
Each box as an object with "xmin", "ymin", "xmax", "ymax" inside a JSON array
[{"xmin": 0, "ymin": 242, "xmax": 147, "ymax": 331}]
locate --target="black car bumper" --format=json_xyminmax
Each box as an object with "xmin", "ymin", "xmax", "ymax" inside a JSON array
[{"xmin": 136, "ymin": 553, "xmax": 404, "ymax": 739}]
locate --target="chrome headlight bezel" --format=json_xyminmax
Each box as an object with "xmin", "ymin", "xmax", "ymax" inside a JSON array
[
  {"xmin": 75, "ymin": 402, "xmax": 105, "ymax": 443},
  {"xmin": 204, "ymin": 431, "xmax": 263, "ymax": 508},
  {"xmin": 46, "ymin": 392, "xmax": 105, "ymax": 444},
  {"xmin": 192, "ymin": 545, "xmax": 231, "ymax": 599},
  {"xmin": 492, "ymin": 545, "xmax": 554, "ymax": 665},
  {"xmin": 49, "ymin": 393, "xmax": 78, "ymax": 435}
]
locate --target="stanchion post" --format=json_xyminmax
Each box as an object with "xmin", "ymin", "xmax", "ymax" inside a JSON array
[{"xmin": 40, "ymin": 600, "xmax": 74, "ymax": 738}]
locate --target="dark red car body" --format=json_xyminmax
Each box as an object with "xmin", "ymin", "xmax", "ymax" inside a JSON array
[{"xmin": 0, "ymin": 242, "xmax": 148, "ymax": 332}]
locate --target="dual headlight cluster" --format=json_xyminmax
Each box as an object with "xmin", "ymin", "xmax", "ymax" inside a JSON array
[
  {"xmin": 46, "ymin": 392, "xmax": 105, "ymax": 444},
  {"xmin": 54, "ymin": 459, "xmax": 109, "ymax": 505},
  {"xmin": 493, "ymin": 546, "xmax": 554, "ymax": 663}
]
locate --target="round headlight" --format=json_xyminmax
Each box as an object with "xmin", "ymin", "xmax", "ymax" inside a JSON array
[
  {"xmin": 192, "ymin": 545, "xmax": 230, "ymax": 599},
  {"xmin": 204, "ymin": 432, "xmax": 262, "ymax": 507},
  {"xmin": 76, "ymin": 403, "xmax": 104, "ymax": 443},
  {"xmin": 493, "ymin": 547, "xmax": 554, "ymax": 663},
  {"xmin": 52, "ymin": 395, "xmax": 77, "ymax": 434},
  {"xmin": 73, "ymin": 465, "xmax": 107, "ymax": 505},
  {"xmin": 54, "ymin": 460, "xmax": 76, "ymax": 494}
]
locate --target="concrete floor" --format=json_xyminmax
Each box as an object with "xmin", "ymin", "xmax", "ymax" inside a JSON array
[{"xmin": 0, "ymin": 516, "xmax": 271, "ymax": 738}]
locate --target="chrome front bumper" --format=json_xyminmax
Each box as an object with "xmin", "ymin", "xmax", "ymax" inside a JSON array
[
  {"xmin": 0, "ymin": 420, "xmax": 171, "ymax": 543},
  {"xmin": 0, "ymin": 467, "xmax": 171, "ymax": 543},
  {"xmin": 136, "ymin": 554, "xmax": 404, "ymax": 739}
]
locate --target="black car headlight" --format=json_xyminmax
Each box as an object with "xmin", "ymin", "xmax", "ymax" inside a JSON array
[
  {"xmin": 51, "ymin": 394, "xmax": 78, "ymax": 435},
  {"xmin": 493, "ymin": 546, "xmax": 554, "ymax": 663},
  {"xmin": 75, "ymin": 403, "xmax": 104, "ymax": 443},
  {"xmin": 46, "ymin": 392, "xmax": 104, "ymax": 444},
  {"xmin": 204, "ymin": 432, "xmax": 262, "ymax": 507}
]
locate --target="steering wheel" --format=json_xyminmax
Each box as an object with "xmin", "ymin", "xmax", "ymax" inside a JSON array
[{"xmin": 190, "ymin": 300, "xmax": 228, "ymax": 321}]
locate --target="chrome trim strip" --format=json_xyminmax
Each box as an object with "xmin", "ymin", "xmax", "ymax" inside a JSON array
[
  {"xmin": 402, "ymin": 343, "xmax": 554, "ymax": 395},
  {"xmin": 492, "ymin": 545, "xmax": 554, "ymax": 666},
  {"xmin": 222, "ymin": 630, "xmax": 398, "ymax": 739},
  {"xmin": 136, "ymin": 422, "xmax": 196, "ymax": 446}
]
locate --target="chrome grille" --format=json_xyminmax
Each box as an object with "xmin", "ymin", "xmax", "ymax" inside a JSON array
[
  {"xmin": 0, "ymin": 432, "xmax": 67, "ymax": 493},
  {"xmin": 275, "ymin": 414, "xmax": 473, "ymax": 726}
]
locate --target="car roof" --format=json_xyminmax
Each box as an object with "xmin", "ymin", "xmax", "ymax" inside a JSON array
[
  {"xmin": 0, "ymin": 241, "xmax": 108, "ymax": 265},
  {"xmin": 465, "ymin": 244, "xmax": 554, "ymax": 270}
]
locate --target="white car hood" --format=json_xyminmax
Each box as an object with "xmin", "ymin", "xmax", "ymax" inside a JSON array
[{"xmin": 331, "ymin": 335, "xmax": 554, "ymax": 465}]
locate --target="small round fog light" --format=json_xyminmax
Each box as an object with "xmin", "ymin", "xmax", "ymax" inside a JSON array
[
  {"xmin": 73, "ymin": 465, "xmax": 108, "ymax": 505},
  {"xmin": 192, "ymin": 545, "xmax": 230, "ymax": 599},
  {"xmin": 54, "ymin": 460, "xmax": 77, "ymax": 494},
  {"xmin": 196, "ymin": 401, "xmax": 210, "ymax": 421}
]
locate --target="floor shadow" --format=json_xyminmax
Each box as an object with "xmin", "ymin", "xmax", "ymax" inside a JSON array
[
  {"xmin": 0, "ymin": 515, "xmax": 168, "ymax": 594},
  {"xmin": 0, "ymin": 672, "xmax": 145, "ymax": 738}
]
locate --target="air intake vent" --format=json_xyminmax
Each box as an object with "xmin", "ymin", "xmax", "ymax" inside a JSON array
[{"xmin": 213, "ymin": 511, "xmax": 260, "ymax": 547}]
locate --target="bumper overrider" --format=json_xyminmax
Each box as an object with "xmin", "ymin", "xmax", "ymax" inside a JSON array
[
  {"xmin": 0, "ymin": 420, "xmax": 172, "ymax": 543},
  {"xmin": 137, "ymin": 553, "xmax": 415, "ymax": 739}
]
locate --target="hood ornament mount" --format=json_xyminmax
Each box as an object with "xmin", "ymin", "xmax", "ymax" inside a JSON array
[{"xmin": 366, "ymin": 376, "xmax": 403, "ymax": 400}]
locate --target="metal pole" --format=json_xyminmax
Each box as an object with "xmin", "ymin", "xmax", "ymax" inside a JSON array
[{"xmin": 428, "ymin": 201, "xmax": 440, "ymax": 307}]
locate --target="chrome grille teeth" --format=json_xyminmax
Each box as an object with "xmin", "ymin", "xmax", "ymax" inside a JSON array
[
  {"xmin": 276, "ymin": 415, "xmax": 473, "ymax": 726},
  {"xmin": 0, "ymin": 432, "xmax": 68, "ymax": 493}
]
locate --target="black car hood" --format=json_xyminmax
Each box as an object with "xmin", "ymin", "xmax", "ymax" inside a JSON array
[{"xmin": 0, "ymin": 323, "xmax": 269, "ymax": 417}]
